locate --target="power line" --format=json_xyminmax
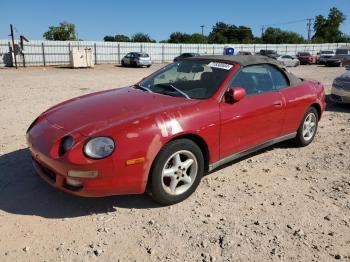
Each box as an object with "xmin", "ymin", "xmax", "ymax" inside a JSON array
[{"xmin": 262, "ymin": 18, "xmax": 309, "ymax": 28}]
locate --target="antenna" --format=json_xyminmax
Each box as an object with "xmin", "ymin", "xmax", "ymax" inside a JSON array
[
  {"xmin": 307, "ymin": 18, "xmax": 313, "ymax": 42},
  {"xmin": 200, "ymin": 25, "xmax": 205, "ymax": 36},
  {"xmin": 10, "ymin": 24, "xmax": 18, "ymax": 69}
]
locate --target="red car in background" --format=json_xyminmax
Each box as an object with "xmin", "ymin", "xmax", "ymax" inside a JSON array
[
  {"xmin": 296, "ymin": 52, "xmax": 315, "ymax": 65},
  {"xmin": 26, "ymin": 55, "xmax": 325, "ymax": 205}
]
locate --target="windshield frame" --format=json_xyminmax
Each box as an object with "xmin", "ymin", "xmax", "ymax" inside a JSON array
[{"xmin": 136, "ymin": 59, "xmax": 235, "ymax": 100}]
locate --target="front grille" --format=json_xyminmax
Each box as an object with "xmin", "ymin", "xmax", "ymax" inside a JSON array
[{"xmin": 33, "ymin": 159, "xmax": 56, "ymax": 182}]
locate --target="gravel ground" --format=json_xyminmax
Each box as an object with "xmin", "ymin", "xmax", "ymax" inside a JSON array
[{"xmin": 0, "ymin": 64, "xmax": 349, "ymax": 262}]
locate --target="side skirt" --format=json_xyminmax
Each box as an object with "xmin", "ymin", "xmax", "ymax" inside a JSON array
[{"xmin": 208, "ymin": 132, "xmax": 297, "ymax": 172}]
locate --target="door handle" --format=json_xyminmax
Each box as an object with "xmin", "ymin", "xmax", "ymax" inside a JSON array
[{"xmin": 274, "ymin": 101, "xmax": 283, "ymax": 107}]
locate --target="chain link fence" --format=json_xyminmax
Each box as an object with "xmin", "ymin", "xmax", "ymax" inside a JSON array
[{"xmin": 0, "ymin": 40, "xmax": 348, "ymax": 67}]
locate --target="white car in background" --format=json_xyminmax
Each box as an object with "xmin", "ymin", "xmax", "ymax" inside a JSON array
[
  {"xmin": 121, "ymin": 52, "xmax": 152, "ymax": 67},
  {"xmin": 277, "ymin": 55, "xmax": 300, "ymax": 67}
]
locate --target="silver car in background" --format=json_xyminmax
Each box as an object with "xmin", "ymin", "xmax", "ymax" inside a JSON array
[
  {"xmin": 277, "ymin": 55, "xmax": 300, "ymax": 67},
  {"xmin": 121, "ymin": 52, "xmax": 152, "ymax": 67},
  {"xmin": 331, "ymin": 70, "xmax": 350, "ymax": 104}
]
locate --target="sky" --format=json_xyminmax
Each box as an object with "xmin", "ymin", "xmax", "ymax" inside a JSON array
[{"xmin": 0, "ymin": 0, "xmax": 349, "ymax": 41}]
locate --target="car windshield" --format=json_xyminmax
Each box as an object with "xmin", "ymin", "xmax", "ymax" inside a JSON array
[
  {"xmin": 299, "ymin": 52, "xmax": 310, "ymax": 56},
  {"xmin": 321, "ymin": 51, "xmax": 334, "ymax": 54},
  {"xmin": 335, "ymin": 49, "xmax": 349, "ymax": 55},
  {"xmin": 136, "ymin": 60, "xmax": 232, "ymax": 99}
]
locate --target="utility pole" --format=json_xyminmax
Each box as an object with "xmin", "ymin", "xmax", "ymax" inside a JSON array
[
  {"xmin": 307, "ymin": 18, "xmax": 312, "ymax": 42},
  {"xmin": 10, "ymin": 24, "xmax": 18, "ymax": 69},
  {"xmin": 261, "ymin": 26, "xmax": 265, "ymax": 42},
  {"xmin": 200, "ymin": 25, "xmax": 205, "ymax": 36}
]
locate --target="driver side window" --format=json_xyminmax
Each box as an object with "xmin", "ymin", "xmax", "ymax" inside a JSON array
[
  {"xmin": 229, "ymin": 65, "xmax": 274, "ymax": 95},
  {"xmin": 229, "ymin": 64, "xmax": 289, "ymax": 95}
]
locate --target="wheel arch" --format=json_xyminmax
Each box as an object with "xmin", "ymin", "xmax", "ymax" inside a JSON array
[
  {"xmin": 309, "ymin": 103, "xmax": 322, "ymax": 120},
  {"xmin": 146, "ymin": 133, "xmax": 210, "ymax": 193},
  {"xmin": 167, "ymin": 133, "xmax": 210, "ymax": 172}
]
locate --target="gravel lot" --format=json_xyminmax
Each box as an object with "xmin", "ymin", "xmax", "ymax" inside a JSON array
[{"xmin": 0, "ymin": 64, "xmax": 349, "ymax": 261}]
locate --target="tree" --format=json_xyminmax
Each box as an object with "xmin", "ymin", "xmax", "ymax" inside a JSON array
[
  {"xmin": 312, "ymin": 7, "xmax": 346, "ymax": 43},
  {"xmin": 168, "ymin": 32, "xmax": 191, "ymax": 43},
  {"xmin": 189, "ymin": 33, "xmax": 208, "ymax": 43},
  {"xmin": 43, "ymin": 21, "xmax": 77, "ymax": 41},
  {"xmin": 262, "ymin": 27, "xmax": 305, "ymax": 44},
  {"xmin": 131, "ymin": 33, "xmax": 155, "ymax": 43},
  {"xmin": 103, "ymin": 35, "xmax": 115, "ymax": 42},
  {"xmin": 208, "ymin": 22, "xmax": 254, "ymax": 44},
  {"xmin": 103, "ymin": 34, "xmax": 130, "ymax": 42}
]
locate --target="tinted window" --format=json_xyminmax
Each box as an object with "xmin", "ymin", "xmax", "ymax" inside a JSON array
[
  {"xmin": 336, "ymin": 49, "xmax": 350, "ymax": 55},
  {"xmin": 230, "ymin": 64, "xmax": 289, "ymax": 95},
  {"xmin": 137, "ymin": 53, "xmax": 149, "ymax": 58}
]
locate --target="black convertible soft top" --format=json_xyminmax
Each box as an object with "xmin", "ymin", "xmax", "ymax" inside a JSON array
[{"xmin": 188, "ymin": 55, "xmax": 303, "ymax": 86}]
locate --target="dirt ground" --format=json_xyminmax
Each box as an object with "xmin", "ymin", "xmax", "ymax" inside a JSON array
[{"xmin": 0, "ymin": 64, "xmax": 349, "ymax": 262}]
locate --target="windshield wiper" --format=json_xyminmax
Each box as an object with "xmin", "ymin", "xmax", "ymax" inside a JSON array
[
  {"xmin": 156, "ymin": 83, "xmax": 190, "ymax": 99},
  {"xmin": 134, "ymin": 84, "xmax": 153, "ymax": 93}
]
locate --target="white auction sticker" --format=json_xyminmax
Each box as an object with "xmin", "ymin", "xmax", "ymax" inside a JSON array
[{"xmin": 207, "ymin": 62, "xmax": 233, "ymax": 70}]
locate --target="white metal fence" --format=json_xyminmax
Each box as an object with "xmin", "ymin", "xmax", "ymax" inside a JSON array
[{"xmin": 0, "ymin": 40, "xmax": 348, "ymax": 67}]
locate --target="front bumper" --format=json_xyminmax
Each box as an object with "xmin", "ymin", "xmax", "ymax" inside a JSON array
[
  {"xmin": 27, "ymin": 118, "xmax": 147, "ymax": 197},
  {"xmin": 326, "ymin": 60, "xmax": 341, "ymax": 66},
  {"xmin": 330, "ymin": 86, "xmax": 350, "ymax": 104}
]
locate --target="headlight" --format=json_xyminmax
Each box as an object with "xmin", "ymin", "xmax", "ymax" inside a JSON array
[{"xmin": 84, "ymin": 137, "xmax": 115, "ymax": 159}]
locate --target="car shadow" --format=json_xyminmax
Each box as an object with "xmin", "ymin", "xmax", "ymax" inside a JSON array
[
  {"xmin": 0, "ymin": 148, "xmax": 159, "ymax": 219},
  {"xmin": 206, "ymin": 141, "xmax": 293, "ymax": 175},
  {"xmin": 325, "ymin": 95, "xmax": 350, "ymax": 113}
]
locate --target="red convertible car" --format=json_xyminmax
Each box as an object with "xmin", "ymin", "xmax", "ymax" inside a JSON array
[{"xmin": 26, "ymin": 55, "xmax": 325, "ymax": 205}]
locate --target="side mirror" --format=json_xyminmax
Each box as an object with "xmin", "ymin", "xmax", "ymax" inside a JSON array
[{"xmin": 224, "ymin": 87, "xmax": 246, "ymax": 104}]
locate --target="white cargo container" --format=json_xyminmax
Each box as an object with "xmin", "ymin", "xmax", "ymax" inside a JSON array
[{"xmin": 69, "ymin": 48, "xmax": 94, "ymax": 68}]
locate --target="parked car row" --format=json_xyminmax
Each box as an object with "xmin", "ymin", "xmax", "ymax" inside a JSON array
[{"xmin": 121, "ymin": 46, "xmax": 350, "ymax": 69}]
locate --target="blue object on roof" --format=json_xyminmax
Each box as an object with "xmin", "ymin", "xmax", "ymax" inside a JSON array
[{"xmin": 224, "ymin": 47, "xmax": 235, "ymax": 56}]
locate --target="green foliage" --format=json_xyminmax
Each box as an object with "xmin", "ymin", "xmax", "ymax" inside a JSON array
[
  {"xmin": 167, "ymin": 32, "xmax": 207, "ymax": 43},
  {"xmin": 208, "ymin": 22, "xmax": 254, "ymax": 44},
  {"xmin": 262, "ymin": 27, "xmax": 305, "ymax": 44},
  {"xmin": 43, "ymin": 21, "xmax": 77, "ymax": 41},
  {"xmin": 103, "ymin": 34, "xmax": 130, "ymax": 42},
  {"xmin": 131, "ymin": 33, "xmax": 156, "ymax": 43},
  {"xmin": 312, "ymin": 7, "xmax": 347, "ymax": 43}
]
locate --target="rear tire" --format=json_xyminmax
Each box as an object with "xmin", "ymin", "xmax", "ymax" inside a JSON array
[
  {"xmin": 148, "ymin": 139, "xmax": 204, "ymax": 205},
  {"xmin": 292, "ymin": 107, "xmax": 318, "ymax": 147}
]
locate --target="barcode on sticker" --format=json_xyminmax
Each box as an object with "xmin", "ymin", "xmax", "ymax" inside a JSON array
[{"xmin": 208, "ymin": 62, "xmax": 233, "ymax": 70}]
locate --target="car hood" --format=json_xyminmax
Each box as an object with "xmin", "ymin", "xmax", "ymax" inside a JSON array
[
  {"xmin": 336, "ymin": 71, "xmax": 350, "ymax": 81},
  {"xmin": 43, "ymin": 87, "xmax": 199, "ymax": 136},
  {"xmin": 330, "ymin": 55, "xmax": 349, "ymax": 60}
]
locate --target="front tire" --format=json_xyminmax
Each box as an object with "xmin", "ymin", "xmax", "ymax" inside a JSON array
[
  {"xmin": 148, "ymin": 139, "xmax": 204, "ymax": 205},
  {"xmin": 292, "ymin": 107, "xmax": 318, "ymax": 147}
]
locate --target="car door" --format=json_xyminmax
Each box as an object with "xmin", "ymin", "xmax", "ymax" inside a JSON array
[
  {"xmin": 124, "ymin": 53, "xmax": 131, "ymax": 65},
  {"xmin": 219, "ymin": 64, "xmax": 286, "ymax": 158},
  {"xmin": 284, "ymin": 56, "xmax": 293, "ymax": 66}
]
